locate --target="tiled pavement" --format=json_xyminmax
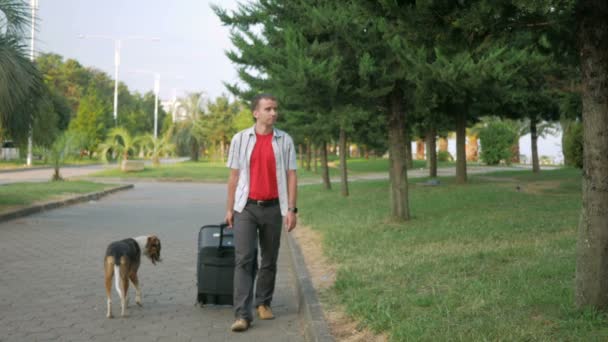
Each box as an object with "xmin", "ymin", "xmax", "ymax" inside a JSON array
[{"xmin": 0, "ymin": 182, "xmax": 304, "ymax": 342}]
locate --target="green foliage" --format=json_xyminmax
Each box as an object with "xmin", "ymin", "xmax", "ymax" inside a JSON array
[
  {"xmin": 199, "ymin": 95, "xmax": 240, "ymax": 161},
  {"xmin": 46, "ymin": 131, "xmax": 81, "ymax": 181},
  {"xmin": 98, "ymin": 127, "xmax": 138, "ymax": 162},
  {"xmin": 139, "ymin": 132, "xmax": 175, "ymax": 166},
  {"xmin": 68, "ymin": 88, "xmax": 112, "ymax": 153},
  {"xmin": 36, "ymin": 54, "xmax": 92, "ymax": 120},
  {"xmin": 479, "ymin": 121, "xmax": 518, "ymax": 165},
  {"xmin": 0, "ymin": 1, "xmax": 43, "ymax": 143},
  {"xmin": 563, "ymin": 121, "xmax": 583, "ymax": 168},
  {"xmin": 171, "ymin": 92, "xmax": 206, "ymax": 160},
  {"xmin": 233, "ymin": 103, "xmax": 254, "ymax": 131},
  {"xmin": 118, "ymin": 90, "xmax": 167, "ymax": 137},
  {"xmin": 34, "ymin": 53, "xmax": 168, "ymax": 151},
  {"xmin": 437, "ymin": 150, "xmax": 453, "ymax": 162}
]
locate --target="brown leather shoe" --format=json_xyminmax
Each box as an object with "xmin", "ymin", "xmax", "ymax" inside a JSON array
[
  {"xmin": 256, "ymin": 305, "xmax": 275, "ymax": 320},
  {"xmin": 231, "ymin": 318, "xmax": 250, "ymax": 332}
]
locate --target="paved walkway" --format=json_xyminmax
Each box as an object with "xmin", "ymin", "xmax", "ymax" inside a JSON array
[{"xmin": 0, "ymin": 182, "xmax": 304, "ymax": 342}]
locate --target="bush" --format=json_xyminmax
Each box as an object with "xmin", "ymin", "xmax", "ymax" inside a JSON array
[
  {"xmin": 563, "ymin": 121, "xmax": 583, "ymax": 168},
  {"xmin": 437, "ymin": 150, "xmax": 453, "ymax": 162},
  {"xmin": 479, "ymin": 121, "xmax": 518, "ymax": 165}
]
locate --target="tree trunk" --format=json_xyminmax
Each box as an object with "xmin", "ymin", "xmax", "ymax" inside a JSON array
[
  {"xmin": 426, "ymin": 126, "xmax": 437, "ymax": 178},
  {"xmin": 339, "ymin": 128, "xmax": 349, "ymax": 197},
  {"xmin": 415, "ymin": 139, "xmax": 425, "ymax": 160},
  {"xmin": 405, "ymin": 129, "xmax": 413, "ymax": 169},
  {"xmin": 310, "ymin": 144, "xmax": 317, "ymax": 173},
  {"xmin": 312, "ymin": 144, "xmax": 318, "ymax": 173},
  {"xmin": 306, "ymin": 139, "xmax": 312, "ymax": 171},
  {"xmin": 299, "ymin": 144, "xmax": 304, "ymax": 169},
  {"xmin": 320, "ymin": 141, "xmax": 331, "ymax": 190},
  {"xmin": 560, "ymin": 117, "xmax": 572, "ymax": 166},
  {"xmin": 52, "ymin": 164, "xmax": 62, "ymax": 181},
  {"xmin": 575, "ymin": 0, "xmax": 608, "ymax": 310},
  {"xmin": 387, "ymin": 86, "xmax": 410, "ymax": 221},
  {"xmin": 220, "ymin": 138, "xmax": 226, "ymax": 163},
  {"xmin": 455, "ymin": 111, "xmax": 467, "ymax": 184},
  {"xmin": 190, "ymin": 140, "xmax": 199, "ymax": 162},
  {"xmin": 531, "ymin": 117, "xmax": 540, "ymax": 173},
  {"xmin": 364, "ymin": 145, "xmax": 369, "ymax": 160}
]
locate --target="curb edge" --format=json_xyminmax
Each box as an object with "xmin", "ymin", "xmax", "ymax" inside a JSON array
[
  {"xmin": 0, "ymin": 184, "xmax": 134, "ymax": 223},
  {"xmin": 286, "ymin": 232, "xmax": 334, "ymax": 342}
]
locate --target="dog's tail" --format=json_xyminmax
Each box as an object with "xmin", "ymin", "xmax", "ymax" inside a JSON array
[
  {"xmin": 113, "ymin": 264, "xmax": 123, "ymax": 299},
  {"xmin": 109, "ymin": 253, "xmax": 124, "ymax": 299}
]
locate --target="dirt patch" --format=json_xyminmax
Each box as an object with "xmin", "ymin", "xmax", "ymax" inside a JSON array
[
  {"xmin": 292, "ymin": 225, "xmax": 388, "ymax": 342},
  {"xmin": 476, "ymin": 177, "xmax": 568, "ymax": 195},
  {"xmin": 518, "ymin": 180, "xmax": 565, "ymax": 195}
]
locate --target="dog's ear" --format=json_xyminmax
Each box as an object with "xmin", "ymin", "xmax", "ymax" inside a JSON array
[{"xmin": 147, "ymin": 235, "xmax": 161, "ymax": 264}]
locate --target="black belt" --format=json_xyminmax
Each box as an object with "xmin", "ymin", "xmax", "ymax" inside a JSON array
[{"xmin": 247, "ymin": 198, "xmax": 279, "ymax": 207}]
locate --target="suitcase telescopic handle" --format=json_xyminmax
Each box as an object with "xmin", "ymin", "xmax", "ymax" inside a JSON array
[{"xmin": 218, "ymin": 222, "xmax": 229, "ymax": 248}]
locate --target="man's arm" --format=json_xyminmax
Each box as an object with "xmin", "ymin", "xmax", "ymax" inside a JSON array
[
  {"xmin": 285, "ymin": 169, "xmax": 297, "ymax": 232},
  {"xmin": 225, "ymin": 169, "xmax": 239, "ymax": 227}
]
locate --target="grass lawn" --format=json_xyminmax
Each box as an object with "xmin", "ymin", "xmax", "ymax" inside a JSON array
[
  {"xmin": 0, "ymin": 158, "xmax": 102, "ymax": 170},
  {"xmin": 0, "ymin": 181, "xmax": 115, "ymax": 213},
  {"xmin": 91, "ymin": 161, "xmax": 230, "ymax": 182},
  {"xmin": 297, "ymin": 168, "xmax": 608, "ymax": 341},
  {"xmin": 343, "ymin": 158, "xmax": 458, "ymax": 173},
  {"xmin": 0, "ymin": 159, "xmax": 46, "ymax": 169},
  {"xmin": 91, "ymin": 160, "xmax": 343, "ymax": 182}
]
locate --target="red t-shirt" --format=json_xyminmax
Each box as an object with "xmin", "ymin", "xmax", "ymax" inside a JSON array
[{"xmin": 249, "ymin": 133, "xmax": 278, "ymax": 200}]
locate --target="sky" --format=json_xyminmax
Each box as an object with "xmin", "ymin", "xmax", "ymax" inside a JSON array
[{"xmin": 36, "ymin": 0, "xmax": 241, "ymax": 101}]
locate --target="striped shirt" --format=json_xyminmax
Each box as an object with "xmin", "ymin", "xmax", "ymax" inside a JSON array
[{"xmin": 227, "ymin": 125, "xmax": 297, "ymax": 216}]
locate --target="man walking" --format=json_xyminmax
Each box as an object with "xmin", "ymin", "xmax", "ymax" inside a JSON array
[{"xmin": 225, "ymin": 93, "xmax": 298, "ymax": 332}]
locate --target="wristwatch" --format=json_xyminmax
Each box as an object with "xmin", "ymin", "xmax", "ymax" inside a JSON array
[{"xmin": 288, "ymin": 207, "xmax": 298, "ymax": 214}]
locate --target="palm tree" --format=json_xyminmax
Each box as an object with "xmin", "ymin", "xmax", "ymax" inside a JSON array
[
  {"xmin": 47, "ymin": 131, "xmax": 80, "ymax": 181},
  {"xmin": 140, "ymin": 132, "xmax": 175, "ymax": 166},
  {"xmin": 172, "ymin": 92, "xmax": 207, "ymax": 161},
  {"xmin": 0, "ymin": 0, "xmax": 43, "ymax": 141},
  {"xmin": 98, "ymin": 127, "xmax": 138, "ymax": 162}
]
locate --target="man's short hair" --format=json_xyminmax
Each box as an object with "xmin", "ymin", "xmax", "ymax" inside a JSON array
[{"xmin": 251, "ymin": 93, "xmax": 277, "ymax": 112}]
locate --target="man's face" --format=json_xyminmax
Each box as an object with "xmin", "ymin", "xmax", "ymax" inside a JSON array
[{"xmin": 253, "ymin": 98, "xmax": 278, "ymax": 125}]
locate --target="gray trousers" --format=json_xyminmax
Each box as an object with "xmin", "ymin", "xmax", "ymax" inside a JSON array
[{"xmin": 233, "ymin": 202, "xmax": 283, "ymax": 321}]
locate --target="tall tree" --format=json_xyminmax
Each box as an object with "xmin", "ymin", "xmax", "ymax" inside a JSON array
[
  {"xmin": 172, "ymin": 92, "xmax": 206, "ymax": 161},
  {"xmin": 68, "ymin": 88, "xmax": 112, "ymax": 154},
  {"xmin": 575, "ymin": 0, "xmax": 608, "ymax": 311},
  {"xmin": 214, "ymin": 1, "xmax": 359, "ymax": 194},
  {"xmin": 202, "ymin": 95, "xmax": 240, "ymax": 162},
  {"xmin": 0, "ymin": 0, "xmax": 43, "ymax": 142}
]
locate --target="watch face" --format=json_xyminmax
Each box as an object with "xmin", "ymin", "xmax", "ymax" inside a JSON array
[{"xmin": 289, "ymin": 207, "xmax": 298, "ymax": 213}]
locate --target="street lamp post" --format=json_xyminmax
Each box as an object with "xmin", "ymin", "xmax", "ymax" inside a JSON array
[
  {"xmin": 153, "ymin": 73, "xmax": 160, "ymax": 139},
  {"xmin": 129, "ymin": 70, "xmax": 183, "ymax": 138},
  {"xmin": 78, "ymin": 35, "xmax": 160, "ymax": 125},
  {"xmin": 113, "ymin": 40, "xmax": 121, "ymax": 124},
  {"xmin": 26, "ymin": 0, "xmax": 38, "ymax": 167}
]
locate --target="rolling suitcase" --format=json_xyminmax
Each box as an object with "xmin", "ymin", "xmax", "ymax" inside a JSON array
[{"xmin": 197, "ymin": 223, "xmax": 235, "ymax": 305}]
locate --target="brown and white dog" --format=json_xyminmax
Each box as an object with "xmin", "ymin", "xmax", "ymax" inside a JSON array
[{"xmin": 104, "ymin": 235, "xmax": 161, "ymax": 318}]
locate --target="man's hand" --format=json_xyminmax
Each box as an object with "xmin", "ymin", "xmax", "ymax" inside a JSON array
[
  {"xmin": 285, "ymin": 211, "xmax": 297, "ymax": 232},
  {"xmin": 225, "ymin": 211, "xmax": 234, "ymax": 228}
]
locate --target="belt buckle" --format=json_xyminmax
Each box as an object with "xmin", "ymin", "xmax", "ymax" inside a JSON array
[{"xmin": 256, "ymin": 200, "xmax": 264, "ymax": 206}]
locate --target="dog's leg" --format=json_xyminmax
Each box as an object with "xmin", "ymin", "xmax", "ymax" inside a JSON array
[
  {"xmin": 104, "ymin": 258, "xmax": 114, "ymax": 319},
  {"xmin": 119, "ymin": 261, "xmax": 130, "ymax": 317},
  {"xmin": 129, "ymin": 272, "xmax": 143, "ymax": 306}
]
